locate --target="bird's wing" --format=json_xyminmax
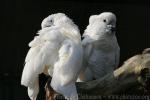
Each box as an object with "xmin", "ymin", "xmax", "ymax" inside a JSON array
[
  {"xmin": 21, "ymin": 57, "xmax": 39, "ymax": 100},
  {"xmin": 51, "ymin": 39, "xmax": 82, "ymax": 98},
  {"xmin": 113, "ymin": 35, "xmax": 120, "ymax": 69},
  {"xmin": 77, "ymin": 37, "xmax": 94, "ymax": 82},
  {"xmin": 82, "ymin": 36, "xmax": 94, "ymax": 61},
  {"xmin": 115, "ymin": 46, "xmax": 120, "ymax": 69},
  {"xmin": 21, "ymin": 28, "xmax": 62, "ymax": 99},
  {"xmin": 27, "ymin": 77, "xmax": 39, "ymax": 100}
]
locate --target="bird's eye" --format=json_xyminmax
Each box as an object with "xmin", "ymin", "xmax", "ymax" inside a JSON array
[
  {"xmin": 49, "ymin": 19, "xmax": 53, "ymax": 23},
  {"xmin": 103, "ymin": 19, "xmax": 106, "ymax": 23},
  {"xmin": 50, "ymin": 20, "xmax": 53, "ymax": 23}
]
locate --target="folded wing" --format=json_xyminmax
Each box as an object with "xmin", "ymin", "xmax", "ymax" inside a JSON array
[
  {"xmin": 51, "ymin": 39, "xmax": 83, "ymax": 99},
  {"xmin": 21, "ymin": 28, "xmax": 63, "ymax": 100}
]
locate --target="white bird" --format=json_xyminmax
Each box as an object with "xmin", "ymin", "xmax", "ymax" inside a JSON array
[
  {"xmin": 78, "ymin": 12, "xmax": 120, "ymax": 82},
  {"xmin": 21, "ymin": 13, "xmax": 83, "ymax": 100}
]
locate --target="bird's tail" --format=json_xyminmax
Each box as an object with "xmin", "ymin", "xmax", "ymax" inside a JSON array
[
  {"xmin": 21, "ymin": 61, "xmax": 39, "ymax": 100},
  {"xmin": 28, "ymin": 77, "xmax": 39, "ymax": 100}
]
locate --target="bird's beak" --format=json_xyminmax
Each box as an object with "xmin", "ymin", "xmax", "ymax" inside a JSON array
[
  {"xmin": 111, "ymin": 26, "xmax": 116, "ymax": 32},
  {"xmin": 107, "ymin": 25, "xmax": 116, "ymax": 32}
]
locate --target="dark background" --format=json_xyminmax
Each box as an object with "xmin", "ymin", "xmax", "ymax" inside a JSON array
[{"xmin": 0, "ymin": 0, "xmax": 150, "ymax": 100}]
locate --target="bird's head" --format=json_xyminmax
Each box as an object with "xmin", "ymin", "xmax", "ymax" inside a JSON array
[
  {"xmin": 84, "ymin": 12, "xmax": 117, "ymax": 40},
  {"xmin": 98, "ymin": 12, "xmax": 116, "ymax": 34},
  {"xmin": 41, "ymin": 13, "xmax": 67, "ymax": 28},
  {"xmin": 41, "ymin": 13, "xmax": 81, "ymax": 41}
]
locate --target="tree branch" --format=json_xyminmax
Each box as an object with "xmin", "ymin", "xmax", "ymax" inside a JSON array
[{"xmin": 76, "ymin": 49, "xmax": 150, "ymax": 95}]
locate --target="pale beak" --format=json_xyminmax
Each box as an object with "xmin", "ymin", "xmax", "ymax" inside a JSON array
[
  {"xmin": 111, "ymin": 26, "xmax": 116, "ymax": 32},
  {"xmin": 107, "ymin": 25, "xmax": 116, "ymax": 32}
]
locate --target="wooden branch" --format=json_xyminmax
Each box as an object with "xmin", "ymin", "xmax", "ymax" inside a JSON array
[{"xmin": 76, "ymin": 49, "xmax": 150, "ymax": 95}]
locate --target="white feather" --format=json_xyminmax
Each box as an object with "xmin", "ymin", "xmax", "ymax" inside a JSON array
[
  {"xmin": 51, "ymin": 39, "xmax": 82, "ymax": 99},
  {"xmin": 78, "ymin": 12, "xmax": 120, "ymax": 81},
  {"xmin": 21, "ymin": 13, "xmax": 83, "ymax": 100},
  {"xmin": 28, "ymin": 77, "xmax": 39, "ymax": 100}
]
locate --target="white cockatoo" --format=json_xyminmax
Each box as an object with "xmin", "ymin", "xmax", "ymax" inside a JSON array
[
  {"xmin": 78, "ymin": 12, "xmax": 120, "ymax": 82},
  {"xmin": 21, "ymin": 13, "xmax": 83, "ymax": 100}
]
